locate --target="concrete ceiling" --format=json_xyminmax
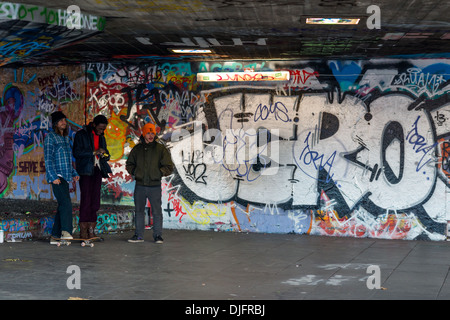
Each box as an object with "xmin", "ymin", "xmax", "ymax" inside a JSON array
[{"xmin": 2, "ymin": 0, "xmax": 450, "ymax": 67}]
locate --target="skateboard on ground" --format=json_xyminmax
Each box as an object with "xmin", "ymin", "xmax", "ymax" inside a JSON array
[{"xmin": 52, "ymin": 237, "xmax": 100, "ymax": 247}]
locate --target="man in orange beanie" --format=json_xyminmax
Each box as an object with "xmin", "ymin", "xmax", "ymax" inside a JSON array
[
  {"xmin": 142, "ymin": 123, "xmax": 156, "ymax": 137},
  {"xmin": 126, "ymin": 122, "xmax": 173, "ymax": 243}
]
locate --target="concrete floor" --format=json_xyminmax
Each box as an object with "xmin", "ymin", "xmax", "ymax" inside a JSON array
[{"xmin": 1, "ymin": 229, "xmax": 450, "ymax": 300}]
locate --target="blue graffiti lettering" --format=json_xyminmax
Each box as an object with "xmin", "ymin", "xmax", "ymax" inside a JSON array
[
  {"xmin": 297, "ymin": 131, "xmax": 336, "ymax": 183},
  {"xmin": 406, "ymin": 115, "xmax": 437, "ymax": 172},
  {"xmin": 254, "ymin": 101, "xmax": 290, "ymax": 122}
]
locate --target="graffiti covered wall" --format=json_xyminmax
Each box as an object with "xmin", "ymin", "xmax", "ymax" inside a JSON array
[
  {"xmin": 0, "ymin": 65, "xmax": 84, "ymax": 201},
  {"xmin": 1, "ymin": 58, "xmax": 450, "ymax": 240}
]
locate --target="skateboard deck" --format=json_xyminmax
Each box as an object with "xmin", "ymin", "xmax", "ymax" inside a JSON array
[{"xmin": 52, "ymin": 237, "xmax": 100, "ymax": 247}]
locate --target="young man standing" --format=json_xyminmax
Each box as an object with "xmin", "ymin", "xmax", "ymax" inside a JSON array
[
  {"xmin": 73, "ymin": 115, "xmax": 112, "ymax": 240},
  {"xmin": 126, "ymin": 123, "xmax": 173, "ymax": 243},
  {"xmin": 44, "ymin": 111, "xmax": 79, "ymax": 243}
]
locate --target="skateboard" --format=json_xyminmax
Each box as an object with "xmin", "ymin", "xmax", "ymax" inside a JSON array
[{"xmin": 52, "ymin": 237, "xmax": 100, "ymax": 247}]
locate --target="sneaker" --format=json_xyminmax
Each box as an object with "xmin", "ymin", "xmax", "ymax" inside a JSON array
[
  {"xmin": 61, "ymin": 231, "xmax": 73, "ymax": 240},
  {"xmin": 128, "ymin": 235, "xmax": 144, "ymax": 243},
  {"xmin": 154, "ymin": 235, "xmax": 164, "ymax": 244}
]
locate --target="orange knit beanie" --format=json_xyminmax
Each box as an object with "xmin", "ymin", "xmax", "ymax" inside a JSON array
[{"xmin": 142, "ymin": 123, "xmax": 156, "ymax": 135}]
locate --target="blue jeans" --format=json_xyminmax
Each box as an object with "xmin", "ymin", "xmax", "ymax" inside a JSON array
[{"xmin": 51, "ymin": 178, "xmax": 73, "ymax": 237}]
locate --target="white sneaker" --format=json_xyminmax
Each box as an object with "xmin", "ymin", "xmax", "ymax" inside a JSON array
[{"xmin": 61, "ymin": 231, "xmax": 73, "ymax": 240}]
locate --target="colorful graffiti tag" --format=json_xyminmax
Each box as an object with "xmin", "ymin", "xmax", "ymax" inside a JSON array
[
  {"xmin": 0, "ymin": 1, "xmax": 105, "ymax": 66},
  {"xmin": 1, "ymin": 59, "xmax": 449, "ymax": 240}
]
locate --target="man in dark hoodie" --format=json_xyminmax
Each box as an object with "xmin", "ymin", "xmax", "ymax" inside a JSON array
[
  {"xmin": 73, "ymin": 114, "xmax": 112, "ymax": 240},
  {"xmin": 126, "ymin": 122, "xmax": 173, "ymax": 243}
]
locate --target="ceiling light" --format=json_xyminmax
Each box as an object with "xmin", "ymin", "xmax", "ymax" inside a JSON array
[
  {"xmin": 197, "ymin": 71, "xmax": 290, "ymax": 82},
  {"xmin": 306, "ymin": 18, "xmax": 360, "ymax": 25},
  {"xmin": 170, "ymin": 49, "xmax": 213, "ymax": 53}
]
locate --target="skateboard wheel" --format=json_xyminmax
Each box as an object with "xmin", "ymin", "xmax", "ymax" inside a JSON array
[{"xmin": 81, "ymin": 242, "xmax": 86, "ymax": 247}]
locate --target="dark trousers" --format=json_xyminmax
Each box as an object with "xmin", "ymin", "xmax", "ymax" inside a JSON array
[
  {"xmin": 79, "ymin": 166, "xmax": 102, "ymax": 222},
  {"xmin": 134, "ymin": 184, "xmax": 162, "ymax": 239},
  {"xmin": 51, "ymin": 178, "xmax": 73, "ymax": 237}
]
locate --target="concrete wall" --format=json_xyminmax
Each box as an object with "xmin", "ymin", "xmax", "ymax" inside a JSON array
[
  {"xmin": 0, "ymin": 211, "xmax": 133, "ymax": 241},
  {"xmin": 1, "ymin": 58, "xmax": 449, "ymax": 240}
]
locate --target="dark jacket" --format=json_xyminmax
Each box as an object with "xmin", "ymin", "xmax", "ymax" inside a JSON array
[
  {"xmin": 73, "ymin": 123, "xmax": 112, "ymax": 178},
  {"xmin": 125, "ymin": 136, "xmax": 174, "ymax": 186}
]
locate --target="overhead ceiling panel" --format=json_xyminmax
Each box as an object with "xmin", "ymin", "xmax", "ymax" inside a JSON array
[{"xmin": 0, "ymin": 0, "xmax": 449, "ymax": 67}]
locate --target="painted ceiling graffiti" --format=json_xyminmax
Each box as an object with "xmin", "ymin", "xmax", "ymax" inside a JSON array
[{"xmin": 0, "ymin": 1, "xmax": 104, "ymax": 66}]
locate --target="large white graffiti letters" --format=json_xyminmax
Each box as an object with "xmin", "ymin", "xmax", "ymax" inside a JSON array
[{"xmin": 171, "ymin": 90, "xmax": 440, "ymax": 217}]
